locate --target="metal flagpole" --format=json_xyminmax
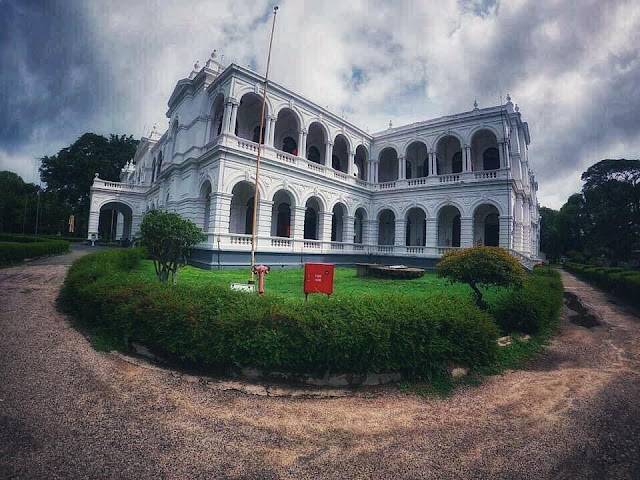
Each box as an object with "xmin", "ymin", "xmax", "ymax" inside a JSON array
[{"xmin": 250, "ymin": 5, "xmax": 278, "ymax": 282}]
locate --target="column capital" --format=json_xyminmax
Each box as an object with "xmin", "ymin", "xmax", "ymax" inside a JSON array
[
  {"xmin": 325, "ymin": 141, "xmax": 334, "ymax": 147},
  {"xmin": 267, "ymin": 115, "xmax": 277, "ymax": 121},
  {"xmin": 299, "ymin": 128, "xmax": 308, "ymax": 135}
]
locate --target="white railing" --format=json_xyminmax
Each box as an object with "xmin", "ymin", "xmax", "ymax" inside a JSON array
[
  {"xmin": 378, "ymin": 181, "xmax": 397, "ymax": 190},
  {"xmin": 306, "ymin": 161, "xmax": 325, "ymax": 173},
  {"xmin": 198, "ymin": 233, "xmax": 539, "ymax": 266},
  {"xmin": 275, "ymin": 150, "xmax": 297, "ymax": 164},
  {"xmin": 92, "ymin": 179, "xmax": 147, "ymax": 193},
  {"xmin": 439, "ymin": 174, "xmax": 461, "ymax": 183}
]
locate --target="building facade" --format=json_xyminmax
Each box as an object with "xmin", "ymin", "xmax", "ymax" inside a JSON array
[{"xmin": 89, "ymin": 52, "xmax": 540, "ymax": 268}]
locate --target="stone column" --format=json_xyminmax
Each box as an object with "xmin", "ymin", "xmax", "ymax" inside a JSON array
[
  {"xmin": 212, "ymin": 193, "xmax": 232, "ymax": 234},
  {"xmin": 325, "ymin": 141, "xmax": 333, "ymax": 168},
  {"xmin": 298, "ymin": 129, "xmax": 307, "ymax": 158},
  {"xmin": 345, "ymin": 215, "xmax": 355, "ymax": 244},
  {"xmin": 499, "ymin": 215, "xmax": 512, "ymax": 249},
  {"xmin": 373, "ymin": 161, "xmax": 379, "ymax": 183},
  {"xmin": 394, "ymin": 219, "xmax": 406, "ymax": 247},
  {"xmin": 398, "ymin": 155, "xmax": 406, "ymax": 180},
  {"xmin": 292, "ymin": 206, "xmax": 306, "ymax": 239},
  {"xmin": 429, "ymin": 151, "xmax": 437, "ymax": 176},
  {"xmin": 513, "ymin": 195, "xmax": 523, "ymax": 252},
  {"xmin": 425, "ymin": 218, "xmax": 438, "ymax": 250},
  {"xmin": 464, "ymin": 146, "xmax": 472, "ymax": 172},
  {"xmin": 257, "ymin": 200, "xmax": 274, "ymax": 238},
  {"xmin": 522, "ymin": 198, "xmax": 531, "ymax": 255},
  {"xmin": 222, "ymin": 101, "xmax": 233, "ymax": 134},
  {"xmin": 115, "ymin": 212, "xmax": 124, "ymax": 240},
  {"xmin": 320, "ymin": 211, "xmax": 333, "ymax": 243},
  {"xmin": 460, "ymin": 216, "xmax": 473, "ymax": 247},
  {"xmin": 228, "ymin": 100, "xmax": 239, "ymax": 135},
  {"xmin": 347, "ymin": 151, "xmax": 355, "ymax": 176},
  {"xmin": 368, "ymin": 219, "xmax": 379, "ymax": 246},
  {"xmin": 264, "ymin": 115, "xmax": 275, "ymax": 146}
]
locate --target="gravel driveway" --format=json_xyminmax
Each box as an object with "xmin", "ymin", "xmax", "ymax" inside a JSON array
[{"xmin": 1, "ymin": 247, "xmax": 638, "ymax": 479}]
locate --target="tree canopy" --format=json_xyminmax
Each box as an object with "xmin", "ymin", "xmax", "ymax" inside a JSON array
[
  {"xmin": 39, "ymin": 133, "xmax": 138, "ymax": 236},
  {"xmin": 540, "ymin": 159, "xmax": 640, "ymax": 264},
  {"xmin": 137, "ymin": 210, "xmax": 206, "ymax": 283},
  {"xmin": 437, "ymin": 246, "xmax": 525, "ymax": 309}
]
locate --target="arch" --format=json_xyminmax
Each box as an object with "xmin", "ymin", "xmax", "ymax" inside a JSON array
[
  {"xmin": 229, "ymin": 180, "xmax": 258, "ymax": 234},
  {"xmin": 470, "ymin": 128, "xmax": 500, "ymax": 171},
  {"xmin": 331, "ymin": 202, "xmax": 348, "ymax": 242},
  {"xmin": 273, "ymin": 107, "xmax": 301, "ymax": 154},
  {"xmin": 224, "ymin": 173, "xmax": 267, "ymax": 200},
  {"xmin": 405, "ymin": 207, "xmax": 426, "ymax": 246},
  {"xmin": 437, "ymin": 205, "xmax": 462, "ymax": 247},
  {"xmin": 473, "ymin": 203, "xmax": 500, "ymax": 246},
  {"xmin": 378, "ymin": 147, "xmax": 399, "ymax": 182},
  {"xmin": 377, "ymin": 209, "xmax": 396, "ymax": 246},
  {"xmin": 353, "ymin": 207, "xmax": 367, "ymax": 244},
  {"xmin": 465, "ymin": 125, "xmax": 503, "ymax": 146},
  {"xmin": 271, "ymin": 189, "xmax": 295, "ymax": 237},
  {"xmin": 405, "ymin": 140, "xmax": 429, "ymax": 178},
  {"xmin": 470, "ymin": 198, "xmax": 504, "ymax": 217},
  {"xmin": 209, "ymin": 93, "xmax": 225, "ymax": 140},
  {"xmin": 300, "ymin": 190, "xmax": 328, "ymax": 213},
  {"xmin": 306, "ymin": 121, "xmax": 328, "ymax": 164},
  {"xmin": 332, "ymin": 134, "xmax": 349, "ymax": 173},
  {"xmin": 273, "ymin": 104, "xmax": 303, "ymax": 130},
  {"xmin": 151, "ymin": 157, "xmax": 156, "ymax": 183},
  {"xmin": 98, "ymin": 201, "xmax": 134, "ymax": 242},
  {"xmin": 436, "ymin": 135, "xmax": 463, "ymax": 175},
  {"xmin": 303, "ymin": 196, "xmax": 323, "ymax": 240},
  {"xmin": 200, "ymin": 181, "xmax": 212, "ymax": 232},
  {"xmin": 354, "ymin": 144, "xmax": 368, "ymax": 179},
  {"xmin": 236, "ymin": 92, "xmax": 267, "ymax": 143}
]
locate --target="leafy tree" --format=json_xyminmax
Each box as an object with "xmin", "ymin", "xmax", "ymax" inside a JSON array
[
  {"xmin": 437, "ymin": 246, "xmax": 525, "ymax": 309},
  {"xmin": 39, "ymin": 133, "xmax": 138, "ymax": 236},
  {"xmin": 138, "ymin": 210, "xmax": 206, "ymax": 283}
]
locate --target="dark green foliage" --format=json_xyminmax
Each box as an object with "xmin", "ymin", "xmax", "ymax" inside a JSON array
[
  {"xmin": 0, "ymin": 239, "xmax": 69, "ymax": 264},
  {"xmin": 564, "ymin": 262, "xmax": 640, "ymax": 307},
  {"xmin": 437, "ymin": 246, "xmax": 526, "ymax": 309},
  {"xmin": 491, "ymin": 267, "xmax": 564, "ymax": 334},
  {"xmin": 137, "ymin": 210, "xmax": 206, "ymax": 283},
  {"xmin": 39, "ymin": 133, "xmax": 138, "ymax": 236},
  {"xmin": 540, "ymin": 159, "xmax": 640, "ymax": 263},
  {"xmin": 61, "ymin": 249, "xmax": 502, "ymax": 378}
]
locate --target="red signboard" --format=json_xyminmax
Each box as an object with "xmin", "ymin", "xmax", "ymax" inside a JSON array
[{"xmin": 303, "ymin": 263, "xmax": 335, "ymax": 296}]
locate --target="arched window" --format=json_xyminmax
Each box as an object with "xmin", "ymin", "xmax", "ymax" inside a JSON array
[
  {"xmin": 452, "ymin": 152, "xmax": 463, "ymax": 173},
  {"xmin": 151, "ymin": 158, "xmax": 156, "ymax": 183},
  {"xmin": 332, "ymin": 155, "xmax": 341, "ymax": 171},
  {"xmin": 252, "ymin": 126, "xmax": 265, "ymax": 144},
  {"xmin": 282, "ymin": 136, "xmax": 297, "ymax": 155},
  {"xmin": 307, "ymin": 146, "xmax": 321, "ymax": 163},
  {"xmin": 406, "ymin": 161, "xmax": 412, "ymax": 179},
  {"xmin": 483, "ymin": 148, "xmax": 500, "ymax": 170}
]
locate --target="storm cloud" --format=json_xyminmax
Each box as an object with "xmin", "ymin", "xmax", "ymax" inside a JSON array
[{"xmin": 1, "ymin": 0, "xmax": 639, "ymax": 208}]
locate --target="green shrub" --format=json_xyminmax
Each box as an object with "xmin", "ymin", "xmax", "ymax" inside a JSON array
[
  {"xmin": 0, "ymin": 239, "xmax": 69, "ymax": 264},
  {"xmin": 491, "ymin": 267, "xmax": 564, "ymax": 334},
  {"xmin": 564, "ymin": 262, "xmax": 640, "ymax": 307},
  {"xmin": 437, "ymin": 246, "xmax": 526, "ymax": 309},
  {"xmin": 61, "ymin": 249, "xmax": 500, "ymax": 378}
]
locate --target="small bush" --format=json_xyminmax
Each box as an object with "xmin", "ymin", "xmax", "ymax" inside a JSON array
[
  {"xmin": 437, "ymin": 246, "xmax": 526, "ymax": 309},
  {"xmin": 491, "ymin": 267, "xmax": 564, "ymax": 334},
  {"xmin": 564, "ymin": 262, "xmax": 640, "ymax": 307},
  {"xmin": 0, "ymin": 239, "xmax": 69, "ymax": 265}
]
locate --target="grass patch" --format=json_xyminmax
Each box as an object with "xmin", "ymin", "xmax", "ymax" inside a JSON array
[{"xmin": 131, "ymin": 260, "xmax": 505, "ymax": 302}]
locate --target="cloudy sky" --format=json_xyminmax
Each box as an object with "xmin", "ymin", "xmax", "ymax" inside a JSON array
[{"xmin": 1, "ymin": 0, "xmax": 638, "ymax": 208}]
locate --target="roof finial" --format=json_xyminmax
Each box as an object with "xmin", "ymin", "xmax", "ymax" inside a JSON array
[
  {"xmin": 515, "ymin": 104, "xmax": 520, "ymax": 112},
  {"xmin": 506, "ymin": 93, "xmax": 512, "ymax": 103},
  {"xmin": 388, "ymin": 119, "xmax": 393, "ymax": 129},
  {"xmin": 473, "ymin": 99, "xmax": 479, "ymax": 110}
]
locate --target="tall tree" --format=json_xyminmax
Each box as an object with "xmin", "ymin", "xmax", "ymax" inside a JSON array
[{"xmin": 39, "ymin": 133, "xmax": 138, "ymax": 236}]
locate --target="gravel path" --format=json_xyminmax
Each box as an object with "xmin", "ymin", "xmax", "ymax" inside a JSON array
[{"xmin": 1, "ymin": 250, "xmax": 638, "ymax": 479}]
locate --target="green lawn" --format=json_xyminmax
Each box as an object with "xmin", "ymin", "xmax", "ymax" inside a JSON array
[{"xmin": 132, "ymin": 260, "xmax": 504, "ymax": 302}]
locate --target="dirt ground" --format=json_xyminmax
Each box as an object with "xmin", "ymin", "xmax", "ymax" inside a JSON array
[{"xmin": 1, "ymin": 246, "xmax": 638, "ymax": 479}]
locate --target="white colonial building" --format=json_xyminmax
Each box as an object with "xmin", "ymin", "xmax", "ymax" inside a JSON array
[{"xmin": 89, "ymin": 51, "xmax": 540, "ymax": 268}]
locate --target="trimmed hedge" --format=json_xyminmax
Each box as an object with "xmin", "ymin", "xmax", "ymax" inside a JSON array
[
  {"xmin": 60, "ymin": 249, "xmax": 501, "ymax": 378},
  {"xmin": 564, "ymin": 262, "xmax": 640, "ymax": 307},
  {"xmin": 0, "ymin": 233, "xmax": 84, "ymax": 243},
  {"xmin": 0, "ymin": 239, "xmax": 69, "ymax": 265},
  {"xmin": 491, "ymin": 267, "xmax": 564, "ymax": 335}
]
